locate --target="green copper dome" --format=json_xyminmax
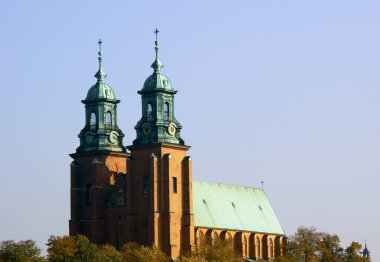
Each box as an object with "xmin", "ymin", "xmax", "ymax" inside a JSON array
[
  {"xmin": 141, "ymin": 43, "xmax": 174, "ymax": 93},
  {"xmin": 85, "ymin": 46, "xmax": 117, "ymax": 101},
  {"xmin": 86, "ymin": 81, "xmax": 116, "ymax": 101},
  {"xmin": 142, "ymin": 71, "xmax": 173, "ymax": 92}
]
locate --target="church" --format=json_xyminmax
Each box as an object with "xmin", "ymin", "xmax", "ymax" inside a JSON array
[{"xmin": 69, "ymin": 31, "xmax": 285, "ymax": 261}]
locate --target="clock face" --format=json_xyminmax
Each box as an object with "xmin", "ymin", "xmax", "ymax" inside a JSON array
[
  {"xmin": 142, "ymin": 123, "xmax": 151, "ymax": 135},
  {"xmin": 167, "ymin": 122, "xmax": 176, "ymax": 136},
  {"xmin": 109, "ymin": 131, "xmax": 119, "ymax": 145}
]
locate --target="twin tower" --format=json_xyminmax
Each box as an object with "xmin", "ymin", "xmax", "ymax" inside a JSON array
[{"xmin": 69, "ymin": 34, "xmax": 194, "ymax": 258}]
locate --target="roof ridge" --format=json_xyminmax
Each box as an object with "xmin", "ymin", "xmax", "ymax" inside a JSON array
[{"xmin": 193, "ymin": 179, "xmax": 263, "ymax": 190}]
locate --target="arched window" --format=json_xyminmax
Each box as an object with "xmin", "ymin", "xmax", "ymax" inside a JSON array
[
  {"xmin": 195, "ymin": 229, "xmax": 205, "ymax": 254},
  {"xmin": 243, "ymin": 235, "xmax": 248, "ymax": 257},
  {"xmin": 255, "ymin": 235, "xmax": 261, "ymax": 258},
  {"xmin": 269, "ymin": 238, "xmax": 273, "ymax": 258},
  {"xmin": 90, "ymin": 112, "xmax": 96, "ymax": 130},
  {"xmin": 147, "ymin": 103, "xmax": 153, "ymax": 122},
  {"xmin": 106, "ymin": 111, "xmax": 112, "ymax": 130},
  {"xmin": 164, "ymin": 102, "xmax": 169, "ymax": 121}
]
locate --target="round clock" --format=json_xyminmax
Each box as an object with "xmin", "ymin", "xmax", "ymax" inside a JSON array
[
  {"xmin": 167, "ymin": 122, "xmax": 176, "ymax": 136},
  {"xmin": 109, "ymin": 131, "xmax": 119, "ymax": 145},
  {"xmin": 142, "ymin": 123, "xmax": 151, "ymax": 135}
]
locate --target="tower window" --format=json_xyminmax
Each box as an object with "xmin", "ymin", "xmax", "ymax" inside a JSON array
[
  {"xmin": 172, "ymin": 177, "xmax": 177, "ymax": 193},
  {"xmin": 164, "ymin": 102, "xmax": 169, "ymax": 121},
  {"xmin": 85, "ymin": 184, "xmax": 92, "ymax": 206},
  {"xmin": 90, "ymin": 112, "xmax": 96, "ymax": 130},
  {"xmin": 143, "ymin": 177, "xmax": 150, "ymax": 195},
  {"xmin": 147, "ymin": 103, "xmax": 153, "ymax": 122},
  {"xmin": 106, "ymin": 111, "xmax": 112, "ymax": 130}
]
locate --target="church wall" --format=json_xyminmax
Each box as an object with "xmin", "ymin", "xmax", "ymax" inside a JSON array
[
  {"xmin": 69, "ymin": 152, "xmax": 128, "ymax": 246},
  {"xmin": 127, "ymin": 143, "xmax": 193, "ymax": 258},
  {"xmin": 195, "ymin": 227, "xmax": 285, "ymax": 260}
]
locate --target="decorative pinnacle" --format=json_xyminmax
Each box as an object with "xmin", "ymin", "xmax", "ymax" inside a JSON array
[
  {"xmin": 95, "ymin": 39, "xmax": 106, "ymax": 81},
  {"xmin": 151, "ymin": 28, "xmax": 163, "ymax": 72}
]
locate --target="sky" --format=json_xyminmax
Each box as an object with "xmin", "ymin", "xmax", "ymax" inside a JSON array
[{"xmin": 0, "ymin": 0, "xmax": 379, "ymax": 259}]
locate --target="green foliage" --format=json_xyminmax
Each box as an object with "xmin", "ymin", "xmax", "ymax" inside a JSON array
[
  {"xmin": 2, "ymin": 230, "xmax": 370, "ymax": 262},
  {"xmin": 47, "ymin": 235, "xmax": 122, "ymax": 262},
  {"xmin": 46, "ymin": 236, "xmax": 75, "ymax": 262},
  {"xmin": 344, "ymin": 242, "xmax": 368, "ymax": 262},
  {"xmin": 95, "ymin": 244, "xmax": 123, "ymax": 262},
  {"xmin": 181, "ymin": 239, "xmax": 242, "ymax": 262},
  {"xmin": 0, "ymin": 240, "xmax": 45, "ymax": 262},
  {"xmin": 277, "ymin": 227, "xmax": 370, "ymax": 262},
  {"xmin": 120, "ymin": 242, "xmax": 170, "ymax": 262}
]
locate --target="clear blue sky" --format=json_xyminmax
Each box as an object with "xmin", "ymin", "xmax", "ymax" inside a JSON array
[{"xmin": 0, "ymin": 0, "xmax": 378, "ymax": 259}]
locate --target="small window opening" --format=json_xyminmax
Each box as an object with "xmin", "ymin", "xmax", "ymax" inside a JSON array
[
  {"xmin": 90, "ymin": 112, "xmax": 96, "ymax": 130},
  {"xmin": 147, "ymin": 103, "xmax": 153, "ymax": 122},
  {"xmin": 106, "ymin": 111, "xmax": 112, "ymax": 130},
  {"xmin": 269, "ymin": 238, "xmax": 274, "ymax": 258},
  {"xmin": 255, "ymin": 236, "xmax": 261, "ymax": 258},
  {"xmin": 85, "ymin": 184, "xmax": 92, "ymax": 206},
  {"xmin": 164, "ymin": 102, "xmax": 169, "ymax": 121},
  {"xmin": 143, "ymin": 177, "xmax": 150, "ymax": 195},
  {"xmin": 172, "ymin": 177, "xmax": 177, "ymax": 193}
]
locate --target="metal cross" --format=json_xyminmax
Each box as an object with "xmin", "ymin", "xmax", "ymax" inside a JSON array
[
  {"xmin": 98, "ymin": 39, "xmax": 102, "ymax": 51},
  {"xmin": 261, "ymin": 180, "xmax": 264, "ymax": 190},
  {"xmin": 154, "ymin": 28, "xmax": 159, "ymax": 45}
]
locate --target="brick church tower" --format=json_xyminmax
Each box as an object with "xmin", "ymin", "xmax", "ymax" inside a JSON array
[
  {"xmin": 127, "ymin": 30, "xmax": 194, "ymax": 257},
  {"xmin": 70, "ymin": 35, "xmax": 194, "ymax": 259},
  {"xmin": 69, "ymin": 40, "xmax": 129, "ymax": 246}
]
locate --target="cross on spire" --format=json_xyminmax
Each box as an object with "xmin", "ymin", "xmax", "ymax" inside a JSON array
[
  {"xmin": 154, "ymin": 28, "xmax": 159, "ymax": 46},
  {"xmin": 261, "ymin": 180, "xmax": 264, "ymax": 190},
  {"xmin": 98, "ymin": 39, "xmax": 103, "ymax": 68},
  {"xmin": 95, "ymin": 39, "xmax": 106, "ymax": 81},
  {"xmin": 98, "ymin": 39, "xmax": 102, "ymax": 51},
  {"xmin": 151, "ymin": 28, "xmax": 163, "ymax": 72}
]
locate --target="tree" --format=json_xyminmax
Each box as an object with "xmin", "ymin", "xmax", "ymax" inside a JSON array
[
  {"xmin": 47, "ymin": 235, "xmax": 121, "ymax": 262},
  {"xmin": 285, "ymin": 226, "xmax": 320, "ymax": 262},
  {"xmin": 181, "ymin": 238, "xmax": 242, "ymax": 262},
  {"xmin": 344, "ymin": 242, "xmax": 367, "ymax": 262},
  {"xmin": 46, "ymin": 235, "xmax": 75, "ymax": 262},
  {"xmin": 277, "ymin": 227, "xmax": 369, "ymax": 262},
  {"xmin": 318, "ymin": 232, "xmax": 344, "ymax": 262},
  {"xmin": 94, "ymin": 244, "xmax": 122, "ymax": 262},
  {"xmin": 0, "ymin": 240, "xmax": 45, "ymax": 262},
  {"xmin": 120, "ymin": 242, "xmax": 170, "ymax": 262}
]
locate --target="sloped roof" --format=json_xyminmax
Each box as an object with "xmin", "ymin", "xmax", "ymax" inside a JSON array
[{"xmin": 193, "ymin": 180, "xmax": 285, "ymax": 235}]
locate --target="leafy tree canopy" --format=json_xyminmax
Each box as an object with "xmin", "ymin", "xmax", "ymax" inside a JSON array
[
  {"xmin": 0, "ymin": 240, "xmax": 45, "ymax": 262},
  {"xmin": 277, "ymin": 226, "xmax": 370, "ymax": 262}
]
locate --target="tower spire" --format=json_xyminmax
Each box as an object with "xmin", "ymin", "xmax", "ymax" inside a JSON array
[
  {"xmin": 363, "ymin": 240, "xmax": 371, "ymax": 259},
  {"xmin": 151, "ymin": 28, "xmax": 163, "ymax": 72},
  {"xmin": 95, "ymin": 39, "xmax": 107, "ymax": 81}
]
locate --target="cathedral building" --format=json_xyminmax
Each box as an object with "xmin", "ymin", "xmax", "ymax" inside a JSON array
[{"xmin": 69, "ymin": 33, "xmax": 285, "ymax": 260}]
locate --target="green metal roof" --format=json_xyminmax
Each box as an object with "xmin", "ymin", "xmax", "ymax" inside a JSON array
[
  {"xmin": 193, "ymin": 180, "xmax": 285, "ymax": 235},
  {"xmin": 85, "ymin": 39, "xmax": 117, "ymax": 102}
]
